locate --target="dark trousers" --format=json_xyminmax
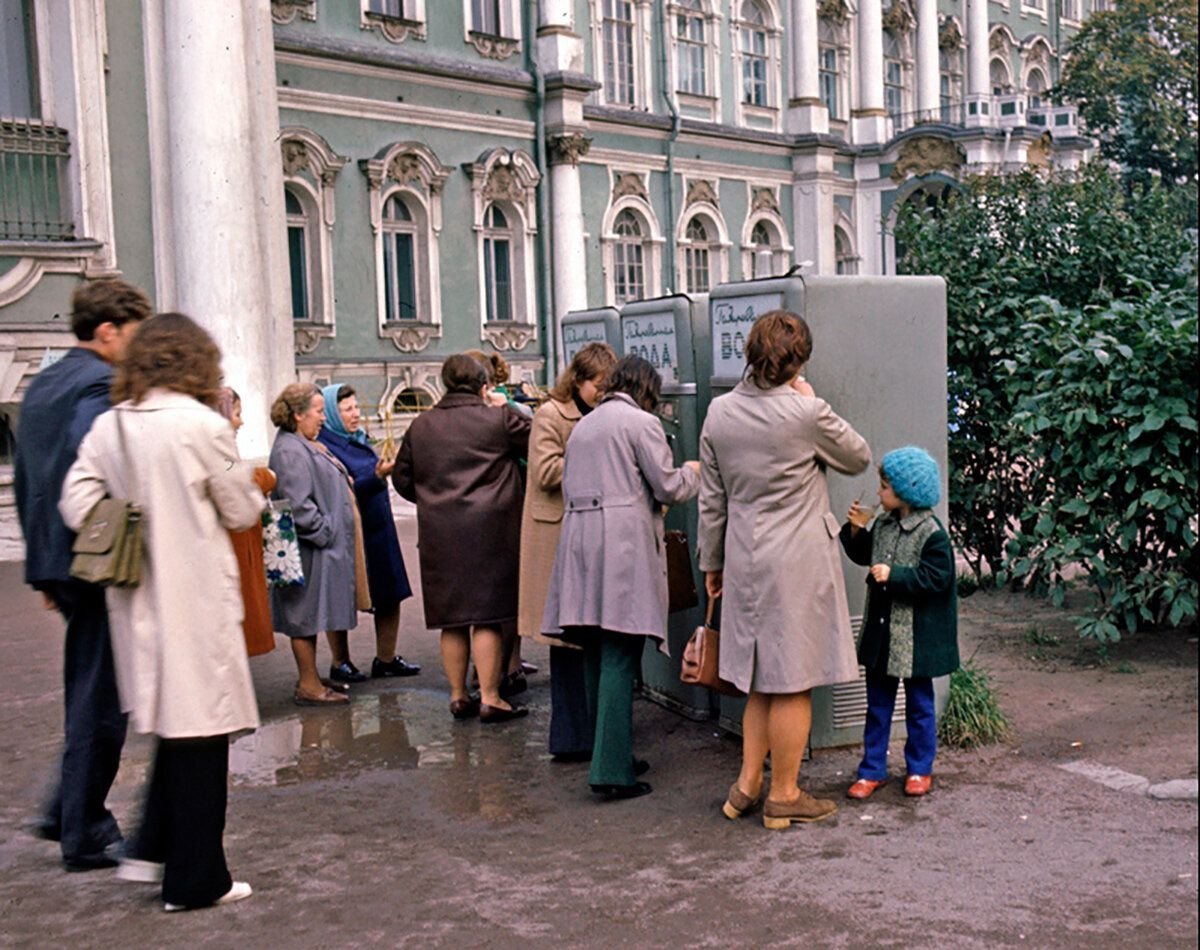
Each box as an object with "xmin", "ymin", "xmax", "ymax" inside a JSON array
[
  {"xmin": 132, "ymin": 736, "xmax": 233, "ymax": 907},
  {"xmin": 581, "ymin": 631, "xmax": 645, "ymax": 788},
  {"xmin": 858, "ymin": 673, "xmax": 937, "ymax": 781},
  {"xmin": 41, "ymin": 580, "xmax": 127, "ymax": 862},
  {"xmin": 548, "ymin": 646, "xmax": 594, "ymax": 758}
]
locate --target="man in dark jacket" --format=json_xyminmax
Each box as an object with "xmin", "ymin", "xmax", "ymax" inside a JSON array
[{"xmin": 14, "ymin": 278, "xmax": 151, "ymax": 871}]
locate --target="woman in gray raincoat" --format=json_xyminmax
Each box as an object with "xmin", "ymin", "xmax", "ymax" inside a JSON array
[
  {"xmin": 698, "ymin": 310, "xmax": 871, "ymax": 830},
  {"xmin": 542, "ymin": 355, "xmax": 700, "ymax": 802}
]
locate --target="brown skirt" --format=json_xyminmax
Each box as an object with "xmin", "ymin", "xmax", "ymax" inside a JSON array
[{"xmin": 231, "ymin": 523, "xmax": 275, "ymax": 657}]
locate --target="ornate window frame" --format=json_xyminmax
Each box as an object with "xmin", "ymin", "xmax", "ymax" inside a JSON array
[
  {"xmin": 675, "ymin": 181, "xmax": 730, "ymax": 294},
  {"xmin": 882, "ymin": 0, "xmax": 916, "ymax": 126},
  {"xmin": 462, "ymin": 0, "xmax": 522, "ymax": 60},
  {"xmin": 463, "ymin": 148, "xmax": 541, "ymax": 351},
  {"xmin": 361, "ymin": 0, "xmax": 427, "ymax": 44},
  {"xmin": 740, "ymin": 185, "xmax": 793, "ymax": 279},
  {"xmin": 818, "ymin": 14, "xmax": 851, "ymax": 124},
  {"xmin": 271, "ymin": 1, "xmax": 317, "ymax": 25},
  {"xmin": 1021, "ymin": 36, "xmax": 1054, "ymax": 108},
  {"xmin": 989, "ymin": 25, "xmax": 1017, "ymax": 94},
  {"xmin": 0, "ymin": 0, "xmax": 118, "ymax": 308},
  {"xmin": 668, "ymin": 0, "xmax": 722, "ymax": 122},
  {"xmin": 360, "ymin": 142, "xmax": 451, "ymax": 354},
  {"xmin": 589, "ymin": 0, "xmax": 654, "ymax": 110},
  {"xmin": 280, "ymin": 128, "xmax": 346, "ymax": 354},
  {"xmin": 834, "ymin": 216, "xmax": 860, "ymax": 275},
  {"xmin": 938, "ymin": 17, "xmax": 964, "ymax": 121},
  {"xmin": 732, "ymin": 0, "xmax": 783, "ymax": 131},
  {"xmin": 601, "ymin": 173, "xmax": 663, "ymax": 305}
]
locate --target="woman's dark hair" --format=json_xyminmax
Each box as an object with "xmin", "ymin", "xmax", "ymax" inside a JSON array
[
  {"xmin": 549, "ymin": 341, "xmax": 618, "ymax": 403},
  {"xmin": 744, "ymin": 309, "xmax": 813, "ymax": 389},
  {"xmin": 336, "ymin": 384, "xmax": 355, "ymax": 403},
  {"xmin": 70, "ymin": 278, "xmax": 153, "ymax": 342},
  {"xmin": 270, "ymin": 382, "xmax": 321, "ymax": 431},
  {"xmin": 441, "ymin": 354, "xmax": 489, "ymax": 395},
  {"xmin": 605, "ymin": 354, "xmax": 661, "ymax": 413},
  {"xmin": 112, "ymin": 312, "xmax": 221, "ymax": 408}
]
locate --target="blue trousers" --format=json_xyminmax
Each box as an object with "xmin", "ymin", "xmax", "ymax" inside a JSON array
[
  {"xmin": 41, "ymin": 580, "xmax": 127, "ymax": 862},
  {"xmin": 857, "ymin": 673, "xmax": 937, "ymax": 780},
  {"xmin": 548, "ymin": 646, "xmax": 594, "ymax": 758}
]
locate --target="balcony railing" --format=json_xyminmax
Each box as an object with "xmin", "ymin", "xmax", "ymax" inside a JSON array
[
  {"xmin": 0, "ymin": 117, "xmax": 74, "ymax": 242},
  {"xmin": 887, "ymin": 97, "xmax": 1079, "ymax": 136}
]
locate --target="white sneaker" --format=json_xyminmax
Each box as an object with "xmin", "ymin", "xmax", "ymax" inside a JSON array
[
  {"xmin": 116, "ymin": 857, "xmax": 164, "ymax": 884},
  {"xmin": 164, "ymin": 881, "xmax": 252, "ymax": 913}
]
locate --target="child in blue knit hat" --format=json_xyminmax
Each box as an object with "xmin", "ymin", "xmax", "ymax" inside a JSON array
[{"xmin": 839, "ymin": 446, "xmax": 960, "ymax": 799}]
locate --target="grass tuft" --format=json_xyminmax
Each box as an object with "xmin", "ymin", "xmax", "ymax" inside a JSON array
[{"xmin": 938, "ymin": 662, "xmax": 1010, "ymax": 749}]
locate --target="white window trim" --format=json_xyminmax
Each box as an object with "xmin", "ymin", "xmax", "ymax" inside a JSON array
[
  {"xmin": 731, "ymin": 0, "xmax": 784, "ymax": 131},
  {"xmin": 833, "ymin": 215, "xmax": 861, "ymax": 275},
  {"xmin": 883, "ymin": 27, "xmax": 916, "ymax": 123},
  {"xmin": 601, "ymin": 193, "xmax": 664, "ymax": 305},
  {"xmin": 667, "ymin": 1, "xmax": 723, "ymax": 122},
  {"xmin": 361, "ymin": 0, "xmax": 427, "ymax": 44},
  {"xmin": 461, "ymin": 0, "xmax": 522, "ymax": 60},
  {"xmin": 0, "ymin": 0, "xmax": 119, "ymax": 307},
  {"xmin": 361, "ymin": 142, "xmax": 451, "ymax": 353},
  {"xmin": 464, "ymin": 148, "xmax": 541, "ymax": 350},
  {"xmin": 676, "ymin": 202, "xmax": 731, "ymax": 294},
  {"xmin": 589, "ymin": 0, "xmax": 654, "ymax": 111},
  {"xmin": 818, "ymin": 17, "xmax": 852, "ymax": 124},
  {"xmin": 280, "ymin": 128, "xmax": 346, "ymax": 353},
  {"xmin": 740, "ymin": 206, "xmax": 793, "ymax": 280}
]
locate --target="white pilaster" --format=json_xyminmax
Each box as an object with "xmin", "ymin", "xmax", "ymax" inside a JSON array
[
  {"xmin": 537, "ymin": 0, "xmax": 584, "ymax": 73},
  {"xmin": 792, "ymin": 149, "xmax": 837, "ymax": 274},
  {"xmin": 143, "ymin": 0, "xmax": 293, "ymax": 456},
  {"xmin": 787, "ymin": 0, "xmax": 828, "ymax": 134},
  {"xmin": 548, "ymin": 145, "xmax": 589, "ymax": 363},
  {"xmin": 853, "ymin": 0, "xmax": 888, "ymax": 142},
  {"xmin": 916, "ymin": 0, "xmax": 940, "ymax": 117},
  {"xmin": 967, "ymin": 0, "xmax": 989, "ymax": 96}
]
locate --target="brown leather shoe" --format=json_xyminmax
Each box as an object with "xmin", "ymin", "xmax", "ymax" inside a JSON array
[
  {"xmin": 449, "ymin": 697, "xmax": 480, "ymax": 720},
  {"xmin": 847, "ymin": 778, "xmax": 888, "ymax": 800},
  {"xmin": 762, "ymin": 790, "xmax": 838, "ymax": 829},
  {"xmin": 478, "ymin": 702, "xmax": 529, "ymax": 724},
  {"xmin": 904, "ymin": 774, "xmax": 932, "ymax": 796},
  {"xmin": 722, "ymin": 782, "xmax": 762, "ymax": 820}
]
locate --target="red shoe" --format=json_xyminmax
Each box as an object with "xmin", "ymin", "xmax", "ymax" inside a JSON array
[
  {"xmin": 904, "ymin": 774, "xmax": 932, "ymax": 796},
  {"xmin": 846, "ymin": 779, "xmax": 887, "ymax": 800}
]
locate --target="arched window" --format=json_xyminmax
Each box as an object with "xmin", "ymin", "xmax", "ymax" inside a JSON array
[
  {"xmin": 742, "ymin": 213, "xmax": 789, "ymax": 279},
  {"xmin": 683, "ymin": 217, "xmax": 713, "ymax": 293},
  {"xmin": 1026, "ymin": 68, "xmax": 1047, "ymax": 109},
  {"xmin": 382, "ymin": 194, "xmax": 419, "ymax": 321},
  {"xmin": 990, "ymin": 59, "xmax": 1010, "ymax": 96},
  {"xmin": 939, "ymin": 47, "xmax": 963, "ymax": 121},
  {"xmin": 818, "ymin": 20, "xmax": 844, "ymax": 120},
  {"xmin": 835, "ymin": 227, "xmax": 858, "ymax": 275},
  {"xmin": 482, "ymin": 204, "xmax": 514, "ymax": 323},
  {"xmin": 675, "ymin": 0, "xmax": 708, "ymax": 96},
  {"xmin": 749, "ymin": 220, "xmax": 776, "ymax": 277},
  {"xmin": 612, "ymin": 209, "xmax": 647, "ymax": 304},
  {"xmin": 285, "ymin": 187, "xmax": 311, "ymax": 321},
  {"xmin": 884, "ymin": 30, "xmax": 907, "ymax": 121},
  {"xmin": 740, "ymin": 1, "xmax": 770, "ymax": 107}
]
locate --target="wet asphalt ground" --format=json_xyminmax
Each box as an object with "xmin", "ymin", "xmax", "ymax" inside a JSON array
[{"xmin": 0, "ymin": 515, "xmax": 1196, "ymax": 948}]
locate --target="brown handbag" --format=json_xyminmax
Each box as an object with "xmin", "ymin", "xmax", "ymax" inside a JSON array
[
  {"xmin": 665, "ymin": 529, "xmax": 699, "ymax": 614},
  {"xmin": 680, "ymin": 595, "xmax": 744, "ymax": 696}
]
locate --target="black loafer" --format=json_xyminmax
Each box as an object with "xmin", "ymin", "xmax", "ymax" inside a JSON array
[
  {"xmin": 329, "ymin": 661, "xmax": 367, "ymax": 684},
  {"xmin": 633, "ymin": 758, "xmax": 650, "ymax": 776},
  {"xmin": 371, "ymin": 656, "xmax": 422, "ymax": 678},
  {"xmin": 64, "ymin": 839, "xmax": 124, "ymax": 872},
  {"xmin": 499, "ymin": 672, "xmax": 527, "ymax": 699},
  {"xmin": 591, "ymin": 781, "xmax": 653, "ymax": 802},
  {"xmin": 479, "ymin": 702, "xmax": 529, "ymax": 724}
]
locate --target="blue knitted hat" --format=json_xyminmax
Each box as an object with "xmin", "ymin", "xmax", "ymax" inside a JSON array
[{"xmin": 881, "ymin": 446, "xmax": 941, "ymax": 509}]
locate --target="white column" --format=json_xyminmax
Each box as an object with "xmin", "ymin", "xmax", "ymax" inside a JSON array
[
  {"xmin": 787, "ymin": 0, "xmax": 828, "ymax": 134},
  {"xmin": 967, "ymin": 0, "xmax": 989, "ymax": 96},
  {"xmin": 853, "ymin": 0, "xmax": 888, "ymax": 142},
  {"xmin": 916, "ymin": 0, "xmax": 940, "ymax": 117},
  {"xmin": 548, "ymin": 141, "xmax": 589, "ymax": 349},
  {"xmin": 143, "ymin": 0, "xmax": 293, "ymax": 456},
  {"xmin": 539, "ymin": 0, "xmax": 574, "ymax": 29},
  {"xmin": 538, "ymin": 0, "xmax": 583, "ymax": 73}
]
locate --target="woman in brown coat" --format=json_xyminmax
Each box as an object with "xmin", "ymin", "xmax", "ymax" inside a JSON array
[
  {"xmin": 394, "ymin": 354, "xmax": 531, "ymax": 722},
  {"xmin": 517, "ymin": 342, "xmax": 617, "ymax": 760}
]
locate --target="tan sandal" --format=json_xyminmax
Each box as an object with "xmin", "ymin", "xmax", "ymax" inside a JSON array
[
  {"xmin": 722, "ymin": 782, "xmax": 763, "ymax": 820},
  {"xmin": 293, "ymin": 687, "xmax": 349, "ymax": 706}
]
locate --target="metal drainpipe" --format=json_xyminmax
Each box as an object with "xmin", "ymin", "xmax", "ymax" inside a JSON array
[
  {"xmin": 526, "ymin": 2, "xmax": 556, "ymax": 382},
  {"xmin": 657, "ymin": 0, "xmax": 681, "ymax": 293}
]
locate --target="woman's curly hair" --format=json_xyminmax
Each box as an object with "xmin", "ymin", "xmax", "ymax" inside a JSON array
[
  {"xmin": 744, "ymin": 309, "xmax": 813, "ymax": 389},
  {"xmin": 112, "ymin": 312, "xmax": 222, "ymax": 408}
]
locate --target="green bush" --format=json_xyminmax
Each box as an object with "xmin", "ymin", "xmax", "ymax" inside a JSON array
[
  {"xmin": 896, "ymin": 163, "xmax": 1198, "ymax": 639},
  {"xmin": 938, "ymin": 664, "xmax": 1010, "ymax": 749}
]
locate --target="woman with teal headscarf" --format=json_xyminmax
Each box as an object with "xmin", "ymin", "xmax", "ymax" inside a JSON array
[{"xmin": 317, "ymin": 383, "xmax": 419, "ymax": 684}]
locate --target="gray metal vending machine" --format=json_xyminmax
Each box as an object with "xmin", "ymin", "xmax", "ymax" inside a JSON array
[
  {"xmin": 560, "ymin": 306, "xmax": 620, "ymax": 364},
  {"xmin": 617, "ymin": 294, "xmax": 712, "ymax": 719},
  {"xmin": 706, "ymin": 274, "xmax": 949, "ymax": 748}
]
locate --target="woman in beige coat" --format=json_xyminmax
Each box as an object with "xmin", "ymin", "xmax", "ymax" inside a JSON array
[
  {"xmin": 698, "ymin": 310, "xmax": 870, "ymax": 830},
  {"xmin": 61, "ymin": 314, "xmax": 264, "ymax": 911},
  {"xmin": 517, "ymin": 342, "xmax": 616, "ymax": 760}
]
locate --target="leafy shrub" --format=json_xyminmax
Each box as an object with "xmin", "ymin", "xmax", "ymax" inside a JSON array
[{"xmin": 938, "ymin": 664, "xmax": 1010, "ymax": 749}]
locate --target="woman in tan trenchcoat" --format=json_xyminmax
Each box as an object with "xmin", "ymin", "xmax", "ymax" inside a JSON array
[
  {"xmin": 517, "ymin": 342, "xmax": 617, "ymax": 760},
  {"xmin": 698, "ymin": 310, "xmax": 870, "ymax": 830},
  {"xmin": 61, "ymin": 313, "xmax": 262, "ymax": 910}
]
